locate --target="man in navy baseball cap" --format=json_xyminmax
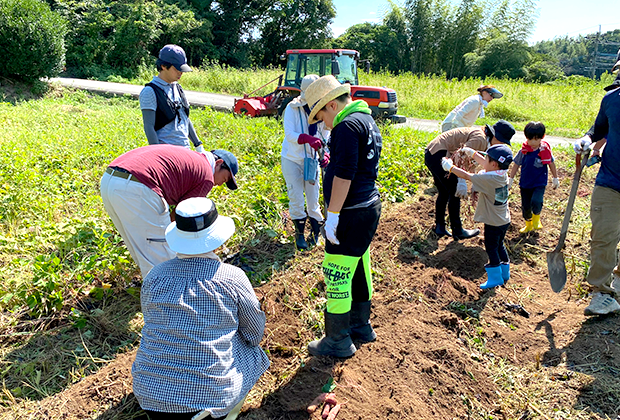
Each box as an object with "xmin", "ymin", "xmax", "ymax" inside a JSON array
[
  {"xmin": 158, "ymin": 44, "xmax": 192, "ymax": 72},
  {"xmin": 138, "ymin": 44, "xmax": 205, "ymax": 151}
]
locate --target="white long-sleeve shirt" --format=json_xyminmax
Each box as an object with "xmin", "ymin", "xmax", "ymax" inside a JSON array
[
  {"xmin": 442, "ymin": 94, "xmax": 488, "ymax": 128},
  {"xmin": 281, "ymin": 98, "xmax": 330, "ymax": 164}
]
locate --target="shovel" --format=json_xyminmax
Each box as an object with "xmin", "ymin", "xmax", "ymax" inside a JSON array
[{"xmin": 547, "ymin": 150, "xmax": 590, "ymax": 293}]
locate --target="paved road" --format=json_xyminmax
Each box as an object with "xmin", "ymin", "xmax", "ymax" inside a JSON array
[
  {"xmin": 50, "ymin": 77, "xmax": 573, "ymax": 147},
  {"xmin": 50, "ymin": 77, "xmax": 238, "ymax": 113}
]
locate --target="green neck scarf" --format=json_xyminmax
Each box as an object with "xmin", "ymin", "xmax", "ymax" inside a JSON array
[{"xmin": 333, "ymin": 100, "xmax": 371, "ymax": 127}]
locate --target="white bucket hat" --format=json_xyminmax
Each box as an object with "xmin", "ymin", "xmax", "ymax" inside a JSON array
[
  {"xmin": 165, "ymin": 197, "xmax": 235, "ymax": 255},
  {"xmin": 305, "ymin": 75, "xmax": 351, "ymax": 124},
  {"xmin": 299, "ymin": 74, "xmax": 320, "ymax": 102}
]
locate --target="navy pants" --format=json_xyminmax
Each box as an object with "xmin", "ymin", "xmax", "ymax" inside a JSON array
[
  {"xmin": 484, "ymin": 223, "xmax": 510, "ymax": 267},
  {"xmin": 520, "ymin": 185, "xmax": 546, "ymax": 220},
  {"xmin": 145, "ymin": 411, "xmax": 223, "ymax": 420}
]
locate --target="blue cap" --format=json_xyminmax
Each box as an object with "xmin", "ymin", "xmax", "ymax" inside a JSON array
[
  {"xmin": 212, "ymin": 149, "xmax": 238, "ymax": 190},
  {"xmin": 158, "ymin": 44, "xmax": 192, "ymax": 72},
  {"xmin": 487, "ymin": 144, "xmax": 513, "ymax": 169}
]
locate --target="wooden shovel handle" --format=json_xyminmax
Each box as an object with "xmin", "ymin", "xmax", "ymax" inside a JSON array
[{"xmin": 553, "ymin": 151, "xmax": 589, "ymax": 253}]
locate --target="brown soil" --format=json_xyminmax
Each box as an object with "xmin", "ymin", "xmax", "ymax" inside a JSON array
[{"xmin": 5, "ymin": 172, "xmax": 620, "ymax": 420}]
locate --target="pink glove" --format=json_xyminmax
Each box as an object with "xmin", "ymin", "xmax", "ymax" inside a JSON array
[
  {"xmin": 319, "ymin": 152, "xmax": 330, "ymax": 168},
  {"xmin": 298, "ymin": 133, "xmax": 322, "ymax": 151}
]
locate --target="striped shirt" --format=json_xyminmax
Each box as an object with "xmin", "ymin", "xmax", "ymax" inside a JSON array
[{"xmin": 132, "ymin": 257, "xmax": 270, "ymax": 416}]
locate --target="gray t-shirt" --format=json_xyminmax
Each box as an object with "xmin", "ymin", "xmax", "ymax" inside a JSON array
[
  {"xmin": 139, "ymin": 76, "xmax": 191, "ymax": 148},
  {"xmin": 471, "ymin": 170, "xmax": 510, "ymax": 226}
]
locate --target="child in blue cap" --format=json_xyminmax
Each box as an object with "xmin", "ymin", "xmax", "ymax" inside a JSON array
[{"xmin": 441, "ymin": 144, "xmax": 513, "ymax": 289}]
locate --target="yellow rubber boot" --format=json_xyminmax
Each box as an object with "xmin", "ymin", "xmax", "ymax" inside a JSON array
[
  {"xmin": 520, "ymin": 219, "xmax": 533, "ymax": 234},
  {"xmin": 532, "ymin": 214, "xmax": 543, "ymax": 230}
]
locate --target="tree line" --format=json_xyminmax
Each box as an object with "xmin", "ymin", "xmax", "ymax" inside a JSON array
[
  {"xmin": 1, "ymin": 0, "xmax": 618, "ymax": 83},
  {"xmin": 338, "ymin": 0, "xmax": 620, "ymax": 82}
]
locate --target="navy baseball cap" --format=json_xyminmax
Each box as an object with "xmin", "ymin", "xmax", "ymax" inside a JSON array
[
  {"xmin": 159, "ymin": 44, "xmax": 192, "ymax": 72},
  {"xmin": 487, "ymin": 144, "xmax": 513, "ymax": 169},
  {"xmin": 212, "ymin": 149, "xmax": 238, "ymax": 190}
]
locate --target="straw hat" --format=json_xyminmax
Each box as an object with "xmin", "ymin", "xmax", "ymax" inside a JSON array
[
  {"xmin": 305, "ymin": 75, "xmax": 351, "ymax": 124},
  {"xmin": 299, "ymin": 74, "xmax": 320, "ymax": 102},
  {"xmin": 165, "ymin": 197, "xmax": 235, "ymax": 255}
]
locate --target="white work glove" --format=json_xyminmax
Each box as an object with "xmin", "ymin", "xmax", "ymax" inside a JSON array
[
  {"xmin": 507, "ymin": 177, "xmax": 514, "ymax": 189},
  {"xmin": 455, "ymin": 178, "xmax": 468, "ymax": 198},
  {"xmin": 324, "ymin": 211, "xmax": 340, "ymax": 245},
  {"xmin": 573, "ymin": 135, "xmax": 592, "ymax": 155},
  {"xmin": 195, "ymin": 144, "xmax": 205, "ymax": 153},
  {"xmin": 441, "ymin": 157, "xmax": 454, "ymax": 172},
  {"xmin": 552, "ymin": 177, "xmax": 560, "ymax": 189},
  {"xmin": 461, "ymin": 146, "xmax": 476, "ymax": 157}
]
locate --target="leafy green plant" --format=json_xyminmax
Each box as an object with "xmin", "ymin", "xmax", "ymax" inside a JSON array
[{"xmin": 0, "ymin": 0, "xmax": 67, "ymax": 82}]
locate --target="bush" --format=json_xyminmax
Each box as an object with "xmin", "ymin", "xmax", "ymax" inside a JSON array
[
  {"xmin": 525, "ymin": 60, "xmax": 565, "ymax": 83},
  {"xmin": 0, "ymin": 0, "xmax": 67, "ymax": 82}
]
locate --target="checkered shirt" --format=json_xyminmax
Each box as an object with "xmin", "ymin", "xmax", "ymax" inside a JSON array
[{"xmin": 132, "ymin": 257, "xmax": 270, "ymax": 416}]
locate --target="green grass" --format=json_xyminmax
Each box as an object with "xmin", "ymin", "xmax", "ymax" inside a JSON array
[{"xmin": 110, "ymin": 63, "xmax": 615, "ymax": 138}]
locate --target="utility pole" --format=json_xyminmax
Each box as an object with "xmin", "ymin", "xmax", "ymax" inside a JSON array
[{"xmin": 591, "ymin": 25, "xmax": 601, "ymax": 79}]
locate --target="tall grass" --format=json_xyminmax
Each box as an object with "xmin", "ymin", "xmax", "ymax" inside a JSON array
[
  {"xmin": 114, "ymin": 62, "xmax": 283, "ymax": 96},
  {"xmin": 111, "ymin": 63, "xmax": 614, "ymax": 137},
  {"xmin": 362, "ymin": 71, "xmax": 612, "ymax": 137}
]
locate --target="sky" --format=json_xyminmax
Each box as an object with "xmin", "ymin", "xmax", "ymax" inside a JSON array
[{"xmin": 329, "ymin": 0, "xmax": 620, "ymax": 45}]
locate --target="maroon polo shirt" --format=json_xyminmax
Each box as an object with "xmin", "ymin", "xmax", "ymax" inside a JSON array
[{"xmin": 109, "ymin": 145, "xmax": 214, "ymax": 206}]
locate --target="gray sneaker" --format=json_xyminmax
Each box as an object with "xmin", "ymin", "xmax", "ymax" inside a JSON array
[{"xmin": 584, "ymin": 292, "xmax": 620, "ymax": 316}]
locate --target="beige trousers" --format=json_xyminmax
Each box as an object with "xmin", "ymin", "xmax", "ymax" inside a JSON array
[
  {"xmin": 100, "ymin": 171, "xmax": 176, "ymax": 278},
  {"xmin": 587, "ymin": 185, "xmax": 620, "ymax": 293}
]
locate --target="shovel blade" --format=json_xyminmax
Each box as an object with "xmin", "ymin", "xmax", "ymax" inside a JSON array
[{"xmin": 547, "ymin": 251, "xmax": 567, "ymax": 293}]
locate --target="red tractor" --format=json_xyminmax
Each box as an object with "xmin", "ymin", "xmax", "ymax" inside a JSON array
[{"xmin": 233, "ymin": 49, "xmax": 406, "ymax": 123}]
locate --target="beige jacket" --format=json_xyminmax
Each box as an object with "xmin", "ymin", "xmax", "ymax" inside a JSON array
[{"xmin": 425, "ymin": 127, "xmax": 487, "ymax": 155}]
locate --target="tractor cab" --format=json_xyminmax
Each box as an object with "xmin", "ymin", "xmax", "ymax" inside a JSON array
[
  {"xmin": 282, "ymin": 49, "xmax": 359, "ymax": 89},
  {"xmin": 279, "ymin": 49, "xmax": 402, "ymax": 121}
]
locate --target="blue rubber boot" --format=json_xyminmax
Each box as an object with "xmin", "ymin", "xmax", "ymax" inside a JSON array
[
  {"xmin": 480, "ymin": 265, "xmax": 504, "ymax": 289},
  {"xmin": 500, "ymin": 262, "xmax": 510, "ymax": 283}
]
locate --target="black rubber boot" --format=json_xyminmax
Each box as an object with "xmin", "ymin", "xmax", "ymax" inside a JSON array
[
  {"xmin": 307, "ymin": 218, "xmax": 322, "ymax": 246},
  {"xmin": 293, "ymin": 218, "xmax": 308, "ymax": 250},
  {"xmin": 308, "ymin": 311, "xmax": 356, "ymax": 358},
  {"xmin": 350, "ymin": 301, "xmax": 376, "ymax": 343},
  {"xmin": 452, "ymin": 228, "xmax": 480, "ymax": 240},
  {"xmin": 433, "ymin": 224, "xmax": 452, "ymax": 237}
]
